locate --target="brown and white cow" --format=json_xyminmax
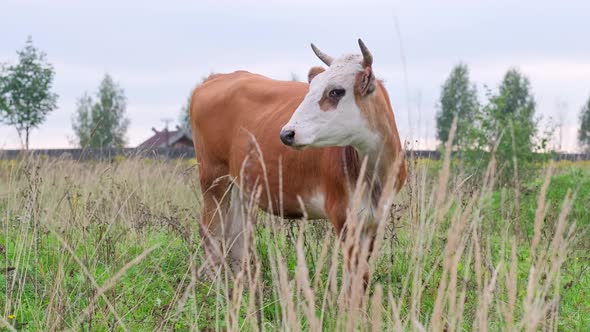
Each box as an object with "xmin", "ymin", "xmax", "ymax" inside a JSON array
[{"xmin": 190, "ymin": 39, "xmax": 406, "ymax": 276}]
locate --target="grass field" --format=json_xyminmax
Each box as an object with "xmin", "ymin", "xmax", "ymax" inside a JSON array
[{"xmin": 0, "ymin": 155, "xmax": 589, "ymax": 331}]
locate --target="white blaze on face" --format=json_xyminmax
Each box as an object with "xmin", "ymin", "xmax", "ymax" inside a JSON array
[{"xmin": 281, "ymin": 55, "xmax": 378, "ymax": 151}]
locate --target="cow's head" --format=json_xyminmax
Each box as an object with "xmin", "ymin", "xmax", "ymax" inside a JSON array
[{"xmin": 280, "ymin": 39, "xmax": 379, "ymax": 151}]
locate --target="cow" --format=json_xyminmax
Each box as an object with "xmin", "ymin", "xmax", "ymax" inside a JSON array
[{"xmin": 190, "ymin": 39, "xmax": 406, "ymax": 281}]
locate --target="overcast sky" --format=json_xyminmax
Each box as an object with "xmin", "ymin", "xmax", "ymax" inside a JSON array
[{"xmin": 1, "ymin": 0, "xmax": 589, "ymax": 151}]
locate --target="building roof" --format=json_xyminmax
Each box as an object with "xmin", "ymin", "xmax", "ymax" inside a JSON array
[{"xmin": 137, "ymin": 126, "xmax": 193, "ymax": 149}]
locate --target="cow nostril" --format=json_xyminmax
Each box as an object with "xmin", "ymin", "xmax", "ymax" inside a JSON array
[{"xmin": 280, "ymin": 130, "xmax": 296, "ymax": 146}]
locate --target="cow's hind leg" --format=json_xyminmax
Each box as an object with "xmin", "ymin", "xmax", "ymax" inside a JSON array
[
  {"xmin": 199, "ymin": 171, "xmax": 253, "ymax": 278},
  {"xmin": 198, "ymin": 164, "xmax": 232, "ymax": 275},
  {"xmin": 224, "ymin": 185, "xmax": 252, "ymax": 275}
]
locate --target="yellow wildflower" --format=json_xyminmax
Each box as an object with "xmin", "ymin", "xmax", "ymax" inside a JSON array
[{"xmin": 8, "ymin": 314, "xmax": 15, "ymax": 320}]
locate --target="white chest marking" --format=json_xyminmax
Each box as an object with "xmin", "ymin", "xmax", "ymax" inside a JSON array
[{"xmin": 303, "ymin": 192, "xmax": 327, "ymax": 220}]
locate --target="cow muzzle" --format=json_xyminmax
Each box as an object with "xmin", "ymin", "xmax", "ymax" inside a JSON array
[{"xmin": 279, "ymin": 129, "xmax": 296, "ymax": 146}]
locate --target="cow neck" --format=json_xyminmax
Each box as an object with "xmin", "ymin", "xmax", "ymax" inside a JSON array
[{"xmin": 353, "ymin": 83, "xmax": 401, "ymax": 203}]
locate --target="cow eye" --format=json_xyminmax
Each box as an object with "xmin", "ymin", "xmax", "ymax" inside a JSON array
[{"xmin": 329, "ymin": 88, "xmax": 345, "ymax": 98}]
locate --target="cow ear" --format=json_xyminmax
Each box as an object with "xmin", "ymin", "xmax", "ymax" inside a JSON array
[
  {"xmin": 355, "ymin": 66, "xmax": 375, "ymax": 97},
  {"xmin": 307, "ymin": 66, "xmax": 325, "ymax": 83}
]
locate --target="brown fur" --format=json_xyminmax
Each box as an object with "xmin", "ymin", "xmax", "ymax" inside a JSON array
[
  {"xmin": 354, "ymin": 70, "xmax": 407, "ymax": 192},
  {"xmin": 307, "ymin": 66, "xmax": 325, "ymax": 83},
  {"xmin": 355, "ymin": 66, "xmax": 375, "ymax": 97},
  {"xmin": 318, "ymin": 88, "xmax": 340, "ymax": 111},
  {"xmin": 190, "ymin": 69, "xmax": 405, "ymax": 256}
]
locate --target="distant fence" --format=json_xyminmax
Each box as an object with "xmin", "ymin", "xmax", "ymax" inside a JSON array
[
  {"xmin": 0, "ymin": 147, "xmax": 588, "ymax": 161},
  {"xmin": 0, "ymin": 147, "xmax": 197, "ymax": 161},
  {"xmin": 406, "ymin": 150, "xmax": 590, "ymax": 161}
]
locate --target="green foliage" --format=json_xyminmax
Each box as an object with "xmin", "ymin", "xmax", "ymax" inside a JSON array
[
  {"xmin": 71, "ymin": 93, "xmax": 94, "ymax": 148},
  {"xmin": 525, "ymin": 167, "xmax": 590, "ymax": 227},
  {"xmin": 461, "ymin": 68, "xmax": 543, "ymax": 185},
  {"xmin": 72, "ymin": 74, "xmax": 129, "ymax": 148},
  {"xmin": 0, "ymin": 36, "xmax": 58, "ymax": 150},
  {"xmin": 0, "ymin": 158, "xmax": 586, "ymax": 330},
  {"xmin": 179, "ymin": 92, "xmax": 192, "ymax": 130},
  {"xmin": 578, "ymin": 95, "xmax": 590, "ymax": 153},
  {"xmin": 0, "ymin": 69, "xmax": 6, "ymax": 111},
  {"xmin": 481, "ymin": 69, "xmax": 538, "ymax": 182},
  {"xmin": 436, "ymin": 63, "xmax": 479, "ymax": 149}
]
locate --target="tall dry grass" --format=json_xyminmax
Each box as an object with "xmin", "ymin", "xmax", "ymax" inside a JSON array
[{"xmin": 0, "ymin": 145, "xmax": 579, "ymax": 330}]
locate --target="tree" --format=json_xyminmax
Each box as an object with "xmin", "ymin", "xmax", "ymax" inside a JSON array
[
  {"xmin": 478, "ymin": 68, "xmax": 538, "ymax": 183},
  {"xmin": 579, "ymin": 95, "xmax": 590, "ymax": 153},
  {"xmin": 0, "ymin": 36, "xmax": 58, "ymax": 149},
  {"xmin": 179, "ymin": 92, "xmax": 192, "ymax": 130},
  {"xmin": 72, "ymin": 74, "xmax": 129, "ymax": 148},
  {"xmin": 435, "ymin": 63, "xmax": 479, "ymax": 149},
  {"xmin": 71, "ymin": 93, "xmax": 94, "ymax": 147},
  {"xmin": 0, "ymin": 68, "xmax": 6, "ymax": 111}
]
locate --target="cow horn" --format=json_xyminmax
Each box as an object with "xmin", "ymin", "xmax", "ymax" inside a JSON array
[
  {"xmin": 311, "ymin": 43, "xmax": 333, "ymax": 66},
  {"xmin": 358, "ymin": 38, "xmax": 373, "ymax": 67}
]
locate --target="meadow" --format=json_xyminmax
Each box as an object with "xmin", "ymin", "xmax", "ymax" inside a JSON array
[{"xmin": 0, "ymin": 154, "xmax": 588, "ymax": 331}]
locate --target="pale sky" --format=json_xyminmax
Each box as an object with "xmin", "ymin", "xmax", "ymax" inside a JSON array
[{"xmin": 1, "ymin": 0, "xmax": 589, "ymax": 151}]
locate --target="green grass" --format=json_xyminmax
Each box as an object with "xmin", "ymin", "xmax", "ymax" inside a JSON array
[{"xmin": 0, "ymin": 157, "xmax": 588, "ymax": 331}]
